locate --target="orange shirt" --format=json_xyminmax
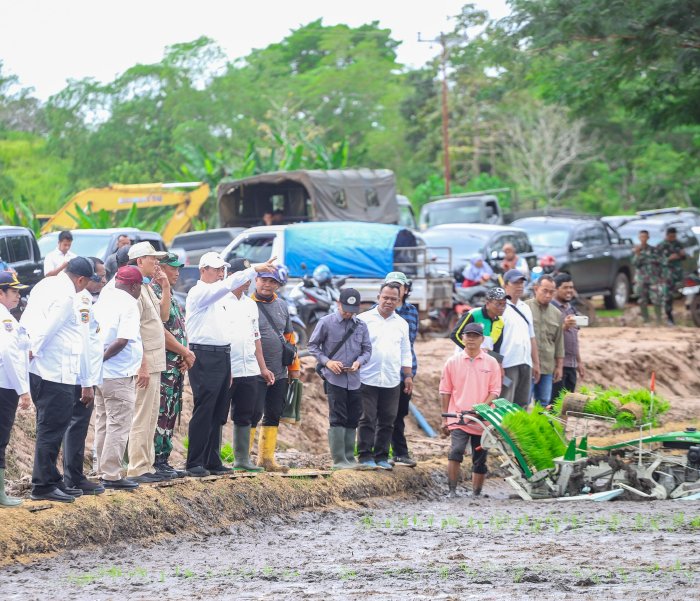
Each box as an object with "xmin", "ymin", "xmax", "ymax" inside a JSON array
[{"xmin": 439, "ymin": 350, "xmax": 502, "ymax": 435}]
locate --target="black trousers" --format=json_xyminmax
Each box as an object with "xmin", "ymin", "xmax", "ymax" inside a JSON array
[
  {"xmin": 253, "ymin": 378, "xmax": 288, "ymax": 427},
  {"xmin": 187, "ymin": 349, "xmax": 231, "ymax": 470},
  {"xmin": 30, "ymin": 374, "xmax": 75, "ymax": 495},
  {"xmin": 230, "ymin": 375, "xmax": 266, "ymax": 426},
  {"xmin": 326, "ymin": 383, "xmax": 362, "ymax": 429},
  {"xmin": 0, "ymin": 387, "xmax": 19, "ymax": 469},
  {"xmin": 551, "ymin": 367, "xmax": 578, "ymax": 403},
  {"xmin": 62, "ymin": 385, "xmax": 93, "ymax": 486},
  {"xmin": 358, "ymin": 384, "xmax": 400, "ymax": 463},
  {"xmin": 390, "ymin": 387, "xmax": 412, "ymax": 458}
]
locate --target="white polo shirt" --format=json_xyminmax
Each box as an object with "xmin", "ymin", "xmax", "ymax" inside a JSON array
[
  {"xmin": 0, "ymin": 304, "xmax": 30, "ymax": 395},
  {"xmin": 227, "ymin": 293, "xmax": 262, "ymax": 377},
  {"xmin": 94, "ymin": 287, "xmax": 143, "ymax": 379},
  {"xmin": 358, "ymin": 307, "xmax": 411, "ymax": 389},
  {"xmin": 20, "ymin": 272, "xmax": 85, "ymax": 384},
  {"xmin": 500, "ymin": 299, "xmax": 535, "ymax": 369},
  {"xmin": 43, "ymin": 247, "xmax": 76, "ymax": 275},
  {"xmin": 186, "ymin": 267, "xmax": 255, "ymax": 346}
]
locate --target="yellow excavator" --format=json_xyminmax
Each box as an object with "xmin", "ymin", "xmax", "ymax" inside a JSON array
[{"xmin": 40, "ymin": 182, "xmax": 210, "ymax": 245}]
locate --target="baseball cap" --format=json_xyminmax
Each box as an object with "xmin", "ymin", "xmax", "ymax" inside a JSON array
[
  {"xmin": 462, "ymin": 322, "xmax": 484, "ymax": 336},
  {"xmin": 159, "ymin": 252, "xmax": 184, "ymax": 268},
  {"xmin": 229, "ymin": 258, "xmax": 251, "ymax": 272},
  {"xmin": 199, "ymin": 251, "xmax": 230, "ymax": 269},
  {"xmin": 486, "ymin": 287, "xmax": 510, "ymax": 301},
  {"xmin": 339, "ymin": 288, "xmax": 362, "ymax": 314},
  {"xmin": 257, "ymin": 268, "xmax": 284, "ymax": 285},
  {"xmin": 115, "ymin": 265, "xmax": 144, "ymax": 286},
  {"xmin": 128, "ymin": 241, "xmax": 168, "ymax": 261},
  {"xmin": 384, "ymin": 271, "xmax": 409, "ymax": 286},
  {"xmin": 66, "ymin": 257, "xmax": 102, "ymax": 282},
  {"xmin": 504, "ymin": 269, "xmax": 527, "ymax": 284},
  {"xmin": 0, "ymin": 270, "xmax": 29, "ymax": 290}
]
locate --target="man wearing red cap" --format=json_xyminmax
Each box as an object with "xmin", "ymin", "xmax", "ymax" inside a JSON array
[{"xmin": 93, "ymin": 266, "xmax": 144, "ymax": 489}]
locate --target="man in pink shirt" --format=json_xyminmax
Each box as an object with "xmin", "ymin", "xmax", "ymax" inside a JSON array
[{"xmin": 440, "ymin": 322, "xmax": 502, "ymax": 497}]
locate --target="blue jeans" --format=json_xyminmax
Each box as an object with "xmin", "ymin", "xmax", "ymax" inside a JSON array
[{"xmin": 531, "ymin": 373, "xmax": 553, "ymax": 406}]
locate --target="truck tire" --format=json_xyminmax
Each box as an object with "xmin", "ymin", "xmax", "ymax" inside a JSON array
[
  {"xmin": 604, "ymin": 272, "xmax": 630, "ymax": 310},
  {"xmin": 690, "ymin": 295, "xmax": 700, "ymax": 327}
]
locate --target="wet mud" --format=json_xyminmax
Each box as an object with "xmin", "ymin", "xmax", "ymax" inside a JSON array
[{"xmin": 1, "ymin": 480, "xmax": 698, "ymax": 601}]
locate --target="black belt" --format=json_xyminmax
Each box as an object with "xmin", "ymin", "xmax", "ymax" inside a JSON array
[{"xmin": 190, "ymin": 343, "xmax": 230, "ymax": 353}]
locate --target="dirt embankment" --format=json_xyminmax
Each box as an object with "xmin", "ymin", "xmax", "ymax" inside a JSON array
[{"xmin": 6, "ymin": 327, "xmax": 700, "ymax": 482}]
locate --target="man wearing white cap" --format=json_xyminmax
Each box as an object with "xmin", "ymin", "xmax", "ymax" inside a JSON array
[
  {"xmin": 124, "ymin": 241, "xmax": 170, "ymax": 483},
  {"xmin": 184, "ymin": 251, "xmax": 276, "ymax": 477}
]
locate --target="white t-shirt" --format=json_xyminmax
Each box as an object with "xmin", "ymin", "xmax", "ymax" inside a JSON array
[
  {"xmin": 227, "ymin": 293, "xmax": 262, "ymax": 378},
  {"xmin": 94, "ymin": 287, "xmax": 143, "ymax": 379},
  {"xmin": 43, "ymin": 247, "xmax": 77, "ymax": 275},
  {"xmin": 500, "ymin": 299, "xmax": 536, "ymax": 369}
]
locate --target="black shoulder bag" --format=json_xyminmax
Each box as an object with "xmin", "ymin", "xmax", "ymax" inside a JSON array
[
  {"xmin": 258, "ymin": 302, "xmax": 297, "ymax": 367},
  {"xmin": 315, "ymin": 320, "xmax": 358, "ymax": 381}
]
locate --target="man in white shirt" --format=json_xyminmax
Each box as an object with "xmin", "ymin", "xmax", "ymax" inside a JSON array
[
  {"xmin": 20, "ymin": 257, "xmax": 101, "ymax": 503},
  {"xmin": 43, "ymin": 231, "xmax": 77, "ymax": 277},
  {"xmin": 184, "ymin": 251, "xmax": 276, "ymax": 477},
  {"xmin": 226, "ymin": 258, "xmax": 274, "ymax": 472},
  {"xmin": 499, "ymin": 269, "xmax": 541, "ymax": 407},
  {"xmin": 93, "ymin": 266, "xmax": 144, "ymax": 490},
  {"xmin": 62, "ymin": 257, "xmax": 106, "ymax": 496},
  {"xmin": 357, "ymin": 282, "xmax": 413, "ymax": 470}
]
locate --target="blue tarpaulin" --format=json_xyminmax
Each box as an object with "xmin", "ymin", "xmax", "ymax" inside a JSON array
[{"xmin": 284, "ymin": 222, "xmax": 414, "ymax": 278}]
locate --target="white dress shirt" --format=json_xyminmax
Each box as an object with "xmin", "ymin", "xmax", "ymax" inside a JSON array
[
  {"xmin": 43, "ymin": 247, "xmax": 76, "ymax": 275},
  {"xmin": 500, "ymin": 299, "xmax": 536, "ymax": 369},
  {"xmin": 227, "ymin": 293, "xmax": 262, "ymax": 377},
  {"xmin": 76, "ymin": 289, "xmax": 103, "ymax": 387},
  {"xmin": 20, "ymin": 272, "xmax": 85, "ymax": 384},
  {"xmin": 94, "ymin": 287, "xmax": 143, "ymax": 379},
  {"xmin": 185, "ymin": 267, "xmax": 255, "ymax": 346},
  {"xmin": 358, "ymin": 307, "xmax": 411, "ymax": 389},
  {"xmin": 0, "ymin": 304, "xmax": 30, "ymax": 395}
]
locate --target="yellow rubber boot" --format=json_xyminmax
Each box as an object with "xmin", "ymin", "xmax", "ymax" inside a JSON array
[
  {"xmin": 249, "ymin": 427, "xmax": 257, "ymax": 456},
  {"xmin": 257, "ymin": 426, "xmax": 288, "ymax": 473}
]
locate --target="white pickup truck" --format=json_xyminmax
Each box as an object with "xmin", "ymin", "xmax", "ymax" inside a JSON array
[{"xmin": 219, "ymin": 222, "xmax": 452, "ymax": 316}]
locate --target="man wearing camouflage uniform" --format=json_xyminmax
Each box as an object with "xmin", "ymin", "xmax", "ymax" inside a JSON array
[
  {"xmin": 632, "ymin": 229, "xmax": 663, "ymax": 325},
  {"xmin": 657, "ymin": 227, "xmax": 686, "ymax": 326},
  {"xmin": 152, "ymin": 253, "xmax": 196, "ymax": 478}
]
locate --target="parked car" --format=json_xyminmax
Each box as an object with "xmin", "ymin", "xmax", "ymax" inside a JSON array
[
  {"xmin": 511, "ymin": 216, "xmax": 634, "ymax": 309},
  {"xmin": 0, "ymin": 226, "xmax": 44, "ymax": 291},
  {"xmin": 421, "ymin": 223, "xmax": 537, "ymax": 277},
  {"xmin": 38, "ymin": 228, "xmax": 167, "ymax": 263},
  {"xmin": 614, "ymin": 217, "xmax": 700, "ymax": 277},
  {"xmin": 419, "ymin": 193, "xmax": 503, "ymax": 231},
  {"xmin": 170, "ymin": 227, "xmax": 245, "ymax": 266}
]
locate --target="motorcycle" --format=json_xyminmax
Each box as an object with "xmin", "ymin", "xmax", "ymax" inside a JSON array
[
  {"xmin": 279, "ymin": 291, "xmax": 309, "ymax": 349},
  {"xmin": 287, "ymin": 263, "xmax": 347, "ymax": 340},
  {"xmin": 682, "ymin": 271, "xmax": 700, "ymax": 327},
  {"xmin": 428, "ymin": 292, "xmax": 471, "ymax": 335}
]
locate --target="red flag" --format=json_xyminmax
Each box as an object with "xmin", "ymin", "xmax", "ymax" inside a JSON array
[{"xmin": 650, "ymin": 372, "xmax": 656, "ymax": 393}]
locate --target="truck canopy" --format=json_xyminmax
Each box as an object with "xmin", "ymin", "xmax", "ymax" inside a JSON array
[
  {"xmin": 218, "ymin": 169, "xmax": 398, "ymax": 227},
  {"xmin": 284, "ymin": 222, "xmax": 419, "ymax": 279}
]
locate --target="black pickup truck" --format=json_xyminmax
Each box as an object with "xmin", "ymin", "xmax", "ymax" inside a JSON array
[
  {"xmin": 511, "ymin": 217, "xmax": 634, "ymax": 309},
  {"xmin": 0, "ymin": 226, "xmax": 44, "ymax": 291}
]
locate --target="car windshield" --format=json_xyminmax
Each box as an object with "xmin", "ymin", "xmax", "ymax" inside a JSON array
[
  {"xmin": 423, "ymin": 200, "xmax": 481, "ymax": 227},
  {"xmin": 38, "ymin": 232, "xmax": 112, "ymax": 259},
  {"xmin": 513, "ymin": 223, "xmax": 569, "ymax": 252},
  {"xmin": 422, "ymin": 231, "xmax": 488, "ymax": 267},
  {"xmin": 225, "ymin": 235, "xmax": 274, "ymax": 263},
  {"xmin": 617, "ymin": 222, "xmax": 665, "ymax": 245}
]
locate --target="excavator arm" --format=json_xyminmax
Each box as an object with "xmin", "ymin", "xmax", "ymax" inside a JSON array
[{"xmin": 41, "ymin": 182, "xmax": 211, "ymax": 245}]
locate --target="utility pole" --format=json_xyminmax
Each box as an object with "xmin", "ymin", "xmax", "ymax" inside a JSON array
[{"xmin": 419, "ymin": 32, "xmax": 451, "ymax": 196}]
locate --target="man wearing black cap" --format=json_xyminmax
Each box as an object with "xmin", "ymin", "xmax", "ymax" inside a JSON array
[
  {"xmin": 309, "ymin": 288, "xmax": 372, "ymax": 470},
  {"xmin": 499, "ymin": 269, "xmax": 540, "ymax": 407},
  {"xmin": 0, "ymin": 271, "xmax": 31, "ymax": 507},
  {"xmin": 20, "ymin": 256, "xmax": 102, "ymax": 502}
]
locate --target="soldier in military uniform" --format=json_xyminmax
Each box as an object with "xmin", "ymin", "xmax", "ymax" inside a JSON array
[
  {"xmin": 0, "ymin": 271, "xmax": 31, "ymax": 507},
  {"xmin": 657, "ymin": 227, "xmax": 686, "ymax": 326},
  {"xmin": 632, "ymin": 229, "xmax": 663, "ymax": 325},
  {"xmin": 151, "ymin": 253, "xmax": 195, "ymax": 478}
]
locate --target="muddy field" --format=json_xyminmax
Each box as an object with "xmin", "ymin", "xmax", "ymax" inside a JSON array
[{"xmin": 2, "ymin": 480, "xmax": 698, "ymax": 601}]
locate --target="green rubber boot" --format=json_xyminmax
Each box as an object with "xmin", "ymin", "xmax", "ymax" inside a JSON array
[
  {"xmin": 0, "ymin": 468, "xmax": 22, "ymax": 507},
  {"xmin": 329, "ymin": 427, "xmax": 355, "ymax": 470},
  {"xmin": 233, "ymin": 426, "xmax": 263, "ymax": 472}
]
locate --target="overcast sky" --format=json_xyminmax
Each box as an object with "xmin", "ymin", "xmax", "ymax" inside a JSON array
[{"xmin": 0, "ymin": 0, "xmax": 509, "ymax": 100}]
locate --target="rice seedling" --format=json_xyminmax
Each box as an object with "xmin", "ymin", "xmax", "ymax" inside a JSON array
[{"xmin": 501, "ymin": 405, "xmax": 566, "ymax": 471}]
